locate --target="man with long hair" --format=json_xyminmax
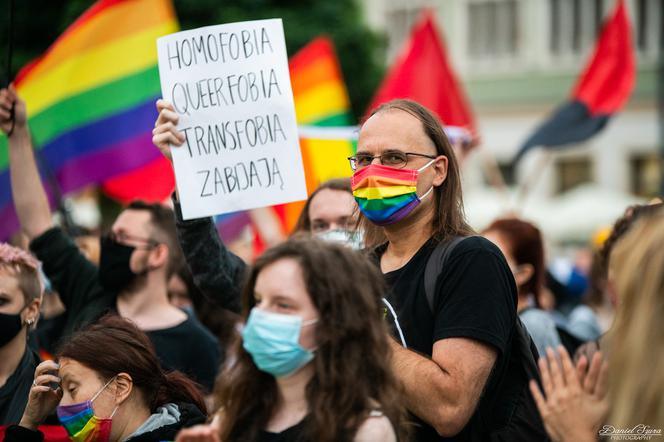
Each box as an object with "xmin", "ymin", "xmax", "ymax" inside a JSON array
[{"xmin": 153, "ymin": 98, "xmax": 548, "ymax": 441}]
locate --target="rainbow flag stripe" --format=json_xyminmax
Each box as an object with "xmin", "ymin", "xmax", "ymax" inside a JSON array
[
  {"xmin": 0, "ymin": 0, "xmax": 178, "ymax": 240},
  {"xmin": 351, "ymin": 164, "xmax": 420, "ymax": 225},
  {"xmin": 273, "ymin": 37, "xmax": 356, "ymax": 233}
]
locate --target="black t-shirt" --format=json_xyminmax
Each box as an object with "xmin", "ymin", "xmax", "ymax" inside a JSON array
[
  {"xmin": 375, "ymin": 236, "xmax": 534, "ymax": 441},
  {"xmin": 0, "ymin": 347, "xmax": 39, "ymax": 425},
  {"xmin": 147, "ymin": 314, "xmax": 220, "ymax": 392},
  {"xmin": 257, "ymin": 419, "xmax": 308, "ymax": 442}
]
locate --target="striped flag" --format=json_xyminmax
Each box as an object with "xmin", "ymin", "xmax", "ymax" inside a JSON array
[{"xmin": 0, "ymin": 0, "xmax": 178, "ymax": 240}]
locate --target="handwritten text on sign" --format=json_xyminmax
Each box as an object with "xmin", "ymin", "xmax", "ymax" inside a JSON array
[{"xmin": 157, "ymin": 19, "xmax": 307, "ymax": 219}]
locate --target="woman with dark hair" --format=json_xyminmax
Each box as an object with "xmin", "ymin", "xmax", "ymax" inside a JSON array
[
  {"xmin": 4, "ymin": 315, "xmax": 207, "ymax": 442},
  {"xmin": 483, "ymin": 218, "xmax": 562, "ymax": 357},
  {"xmin": 177, "ymin": 237, "xmax": 404, "ymax": 442}
]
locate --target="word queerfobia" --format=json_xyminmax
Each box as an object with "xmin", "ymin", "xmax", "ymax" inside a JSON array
[{"xmin": 171, "ymin": 68, "xmax": 282, "ymax": 115}]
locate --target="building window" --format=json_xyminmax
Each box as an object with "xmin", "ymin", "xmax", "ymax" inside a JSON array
[
  {"xmin": 556, "ymin": 156, "xmax": 593, "ymax": 194},
  {"xmin": 550, "ymin": 0, "xmax": 605, "ymax": 55},
  {"xmin": 498, "ymin": 161, "xmax": 516, "ymax": 186},
  {"xmin": 385, "ymin": 7, "xmax": 422, "ymax": 61},
  {"xmin": 467, "ymin": 0, "xmax": 519, "ymax": 59},
  {"xmin": 635, "ymin": 0, "xmax": 663, "ymax": 55},
  {"xmin": 630, "ymin": 153, "xmax": 662, "ymax": 198}
]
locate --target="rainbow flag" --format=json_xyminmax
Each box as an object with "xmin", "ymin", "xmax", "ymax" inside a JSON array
[
  {"xmin": 216, "ymin": 37, "xmax": 356, "ymax": 244},
  {"xmin": 273, "ymin": 37, "xmax": 356, "ymax": 233},
  {"xmin": 0, "ymin": 0, "xmax": 178, "ymax": 240}
]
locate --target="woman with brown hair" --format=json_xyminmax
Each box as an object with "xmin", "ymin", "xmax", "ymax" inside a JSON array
[
  {"xmin": 482, "ymin": 218, "xmax": 562, "ymax": 358},
  {"xmin": 4, "ymin": 315, "xmax": 207, "ymax": 442},
  {"xmin": 177, "ymin": 237, "xmax": 404, "ymax": 442}
]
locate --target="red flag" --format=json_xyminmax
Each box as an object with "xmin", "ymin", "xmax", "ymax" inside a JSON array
[
  {"xmin": 572, "ymin": 0, "xmax": 635, "ymax": 115},
  {"xmin": 101, "ymin": 156, "xmax": 175, "ymax": 204},
  {"xmin": 513, "ymin": 0, "xmax": 635, "ymax": 163},
  {"xmin": 366, "ymin": 9, "xmax": 476, "ymax": 135}
]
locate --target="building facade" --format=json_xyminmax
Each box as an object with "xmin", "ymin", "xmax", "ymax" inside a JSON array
[{"xmin": 362, "ymin": 0, "xmax": 661, "ymax": 238}]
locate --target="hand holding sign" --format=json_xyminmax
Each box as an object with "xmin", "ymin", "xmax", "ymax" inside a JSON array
[
  {"xmin": 152, "ymin": 99, "xmax": 185, "ymax": 161},
  {"xmin": 157, "ymin": 19, "xmax": 306, "ymax": 220}
]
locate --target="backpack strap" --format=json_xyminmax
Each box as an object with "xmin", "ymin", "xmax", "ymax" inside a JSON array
[{"xmin": 424, "ymin": 236, "xmax": 465, "ymax": 313}]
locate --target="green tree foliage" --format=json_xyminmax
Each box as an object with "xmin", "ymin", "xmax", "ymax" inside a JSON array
[{"xmin": 1, "ymin": 0, "xmax": 385, "ymax": 119}]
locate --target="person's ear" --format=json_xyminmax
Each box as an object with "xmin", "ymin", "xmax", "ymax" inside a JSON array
[
  {"xmin": 148, "ymin": 243, "xmax": 169, "ymax": 270},
  {"xmin": 21, "ymin": 296, "xmax": 42, "ymax": 328},
  {"xmin": 432, "ymin": 155, "xmax": 448, "ymax": 187},
  {"xmin": 113, "ymin": 373, "xmax": 133, "ymax": 405},
  {"xmin": 514, "ymin": 264, "xmax": 535, "ymax": 288}
]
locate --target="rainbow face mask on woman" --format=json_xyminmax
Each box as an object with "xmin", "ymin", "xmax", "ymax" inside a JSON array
[
  {"xmin": 56, "ymin": 377, "xmax": 117, "ymax": 442},
  {"xmin": 351, "ymin": 161, "xmax": 434, "ymax": 226}
]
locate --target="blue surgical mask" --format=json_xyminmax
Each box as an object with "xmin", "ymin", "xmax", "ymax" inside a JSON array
[{"xmin": 241, "ymin": 308, "xmax": 318, "ymax": 378}]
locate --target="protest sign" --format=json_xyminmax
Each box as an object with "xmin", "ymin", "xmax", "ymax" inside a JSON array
[{"xmin": 157, "ymin": 19, "xmax": 307, "ymax": 219}]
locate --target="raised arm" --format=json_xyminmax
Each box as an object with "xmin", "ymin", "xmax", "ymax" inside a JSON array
[
  {"xmin": 154, "ymin": 99, "xmax": 246, "ymax": 313},
  {"xmin": 172, "ymin": 196, "xmax": 245, "ymax": 313},
  {"xmin": 1, "ymin": 86, "xmax": 52, "ymax": 239}
]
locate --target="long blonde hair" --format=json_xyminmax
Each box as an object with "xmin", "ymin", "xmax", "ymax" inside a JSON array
[{"xmin": 607, "ymin": 208, "xmax": 664, "ymax": 428}]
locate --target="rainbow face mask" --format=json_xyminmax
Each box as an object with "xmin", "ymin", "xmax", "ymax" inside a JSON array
[
  {"xmin": 351, "ymin": 161, "xmax": 435, "ymax": 226},
  {"xmin": 56, "ymin": 377, "xmax": 117, "ymax": 442}
]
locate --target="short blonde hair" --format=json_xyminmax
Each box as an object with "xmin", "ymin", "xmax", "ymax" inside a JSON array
[{"xmin": 0, "ymin": 243, "xmax": 42, "ymax": 303}]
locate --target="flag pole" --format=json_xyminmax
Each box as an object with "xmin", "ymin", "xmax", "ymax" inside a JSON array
[
  {"xmin": 515, "ymin": 150, "xmax": 552, "ymax": 213},
  {"xmin": 475, "ymin": 145, "xmax": 511, "ymax": 210}
]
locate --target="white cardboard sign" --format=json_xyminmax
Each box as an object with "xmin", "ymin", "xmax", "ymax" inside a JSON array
[{"xmin": 157, "ymin": 19, "xmax": 307, "ymax": 219}]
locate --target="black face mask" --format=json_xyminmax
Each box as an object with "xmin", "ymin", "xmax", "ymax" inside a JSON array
[
  {"xmin": 0, "ymin": 312, "xmax": 23, "ymax": 347},
  {"xmin": 98, "ymin": 234, "xmax": 139, "ymax": 291}
]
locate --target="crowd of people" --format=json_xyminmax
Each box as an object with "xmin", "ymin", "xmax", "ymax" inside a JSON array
[{"xmin": 0, "ymin": 84, "xmax": 662, "ymax": 441}]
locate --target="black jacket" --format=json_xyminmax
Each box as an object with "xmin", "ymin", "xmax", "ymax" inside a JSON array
[{"xmin": 172, "ymin": 198, "xmax": 246, "ymax": 314}]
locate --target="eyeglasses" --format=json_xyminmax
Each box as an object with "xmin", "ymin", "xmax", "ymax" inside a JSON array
[
  {"xmin": 347, "ymin": 151, "xmax": 437, "ymax": 171},
  {"xmin": 107, "ymin": 231, "xmax": 159, "ymax": 249}
]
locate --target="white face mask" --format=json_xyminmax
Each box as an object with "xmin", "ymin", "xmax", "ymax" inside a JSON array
[{"xmin": 316, "ymin": 229, "xmax": 364, "ymax": 250}]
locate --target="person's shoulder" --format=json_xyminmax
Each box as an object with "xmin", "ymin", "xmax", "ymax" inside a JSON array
[
  {"xmin": 176, "ymin": 402, "xmax": 208, "ymax": 427},
  {"xmin": 520, "ymin": 308, "xmax": 555, "ymax": 323},
  {"xmin": 180, "ymin": 314, "xmax": 220, "ymax": 346},
  {"xmin": 354, "ymin": 413, "xmax": 396, "ymax": 442},
  {"xmin": 28, "ymin": 226, "xmax": 72, "ymax": 253},
  {"xmin": 447, "ymin": 235, "xmax": 506, "ymax": 263},
  {"xmin": 454, "ymin": 235, "xmax": 502, "ymax": 253},
  {"xmin": 520, "ymin": 308, "xmax": 559, "ymax": 336}
]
